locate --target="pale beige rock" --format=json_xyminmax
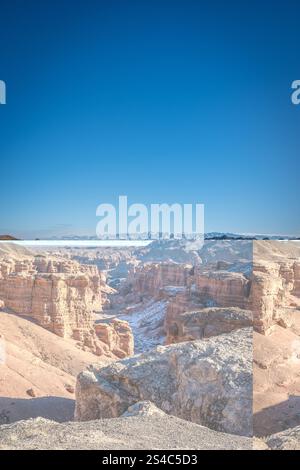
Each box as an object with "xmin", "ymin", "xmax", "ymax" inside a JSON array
[
  {"xmin": 252, "ymin": 438, "xmax": 269, "ymax": 450},
  {"xmin": 0, "ymin": 253, "xmax": 102, "ymax": 343},
  {"xmin": 121, "ymin": 400, "xmax": 166, "ymax": 417},
  {"xmin": 194, "ymin": 269, "xmax": 251, "ymax": 309},
  {"xmin": 0, "ymin": 244, "xmax": 134, "ymax": 359},
  {"xmin": 252, "ymin": 241, "xmax": 300, "ymax": 334},
  {"xmin": 115, "ymin": 257, "xmax": 252, "ymax": 342},
  {"xmin": 75, "ymin": 328, "xmax": 252, "ymax": 437},
  {"xmin": 95, "ymin": 319, "xmax": 134, "ymax": 358},
  {"xmin": 253, "ymin": 328, "xmax": 300, "ymax": 437},
  {"xmin": 253, "ymin": 241, "xmax": 300, "ymax": 438},
  {"xmin": 162, "ymin": 288, "xmax": 204, "ymax": 334},
  {"xmin": 125, "ymin": 262, "xmax": 193, "ymax": 299},
  {"xmin": 121, "ymin": 259, "xmax": 251, "ymax": 309},
  {"xmin": 165, "ymin": 307, "xmax": 252, "ymax": 344}
]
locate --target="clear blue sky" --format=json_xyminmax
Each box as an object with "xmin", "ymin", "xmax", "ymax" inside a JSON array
[{"xmin": 0, "ymin": 0, "xmax": 299, "ymax": 238}]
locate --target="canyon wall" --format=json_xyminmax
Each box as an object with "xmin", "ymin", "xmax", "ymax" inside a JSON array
[
  {"xmin": 166, "ymin": 307, "xmax": 252, "ymax": 344},
  {"xmin": 194, "ymin": 268, "xmax": 251, "ymax": 309},
  {"xmin": 252, "ymin": 241, "xmax": 300, "ymax": 437},
  {"xmin": 116, "ymin": 258, "xmax": 252, "ymax": 346},
  {"xmin": 252, "ymin": 258, "xmax": 300, "ymax": 334},
  {"xmin": 127, "ymin": 262, "xmax": 193, "ymax": 297},
  {"xmin": 122, "ymin": 261, "xmax": 250, "ymax": 305},
  {"xmin": 0, "ymin": 255, "xmax": 102, "ymax": 339},
  {"xmin": 0, "ymin": 246, "xmax": 133, "ymax": 358}
]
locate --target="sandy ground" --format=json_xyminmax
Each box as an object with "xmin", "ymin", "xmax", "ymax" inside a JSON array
[
  {"xmin": 0, "ymin": 312, "xmax": 110, "ymax": 424},
  {"xmin": 253, "ymin": 326, "xmax": 300, "ymax": 436},
  {"xmin": 0, "ymin": 413, "xmax": 253, "ymax": 450}
]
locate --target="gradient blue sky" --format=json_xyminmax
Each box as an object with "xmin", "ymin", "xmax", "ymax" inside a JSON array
[{"xmin": 0, "ymin": 0, "xmax": 299, "ymax": 238}]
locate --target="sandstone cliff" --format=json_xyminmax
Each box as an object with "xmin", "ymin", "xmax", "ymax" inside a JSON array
[
  {"xmin": 95, "ymin": 319, "xmax": 134, "ymax": 359},
  {"xmin": 0, "ymin": 251, "xmax": 102, "ymax": 339},
  {"xmin": 0, "ymin": 244, "xmax": 133, "ymax": 358},
  {"xmin": 165, "ymin": 307, "xmax": 252, "ymax": 344},
  {"xmin": 252, "ymin": 242, "xmax": 300, "ymax": 334},
  {"xmin": 253, "ymin": 241, "xmax": 300, "ymax": 438},
  {"xmin": 114, "ymin": 257, "xmax": 251, "ymax": 323},
  {"xmin": 194, "ymin": 268, "xmax": 251, "ymax": 309},
  {"xmin": 126, "ymin": 262, "xmax": 193, "ymax": 298}
]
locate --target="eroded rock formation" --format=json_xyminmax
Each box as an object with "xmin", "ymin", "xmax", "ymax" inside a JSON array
[
  {"xmin": 253, "ymin": 241, "xmax": 300, "ymax": 438},
  {"xmin": 95, "ymin": 319, "xmax": 134, "ymax": 358},
  {"xmin": 75, "ymin": 328, "xmax": 252, "ymax": 437},
  {"xmin": 0, "ymin": 254, "xmax": 102, "ymax": 338},
  {"xmin": 252, "ymin": 258, "xmax": 300, "ymax": 335},
  {"xmin": 194, "ymin": 269, "xmax": 251, "ymax": 309},
  {"xmin": 126, "ymin": 262, "xmax": 193, "ymax": 298},
  {"xmin": 165, "ymin": 307, "xmax": 252, "ymax": 344},
  {"xmin": 0, "ymin": 244, "xmax": 133, "ymax": 358}
]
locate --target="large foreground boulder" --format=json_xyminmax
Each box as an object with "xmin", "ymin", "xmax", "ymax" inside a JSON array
[
  {"xmin": 75, "ymin": 328, "xmax": 252, "ymax": 437},
  {"xmin": 0, "ymin": 401, "xmax": 252, "ymax": 450}
]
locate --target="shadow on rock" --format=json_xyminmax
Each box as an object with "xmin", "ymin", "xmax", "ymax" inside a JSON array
[
  {"xmin": 254, "ymin": 395, "xmax": 300, "ymax": 437},
  {"xmin": 0, "ymin": 396, "xmax": 75, "ymax": 424}
]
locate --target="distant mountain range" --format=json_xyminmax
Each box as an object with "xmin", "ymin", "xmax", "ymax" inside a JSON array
[
  {"xmin": 0, "ymin": 235, "xmax": 19, "ymax": 240},
  {"xmin": 1, "ymin": 233, "xmax": 299, "ymax": 241},
  {"xmin": 205, "ymin": 232, "xmax": 300, "ymax": 241}
]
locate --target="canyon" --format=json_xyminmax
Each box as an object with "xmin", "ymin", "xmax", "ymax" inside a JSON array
[
  {"xmin": 0, "ymin": 243, "xmax": 133, "ymax": 359},
  {"xmin": 0, "ymin": 239, "xmax": 299, "ymax": 449}
]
